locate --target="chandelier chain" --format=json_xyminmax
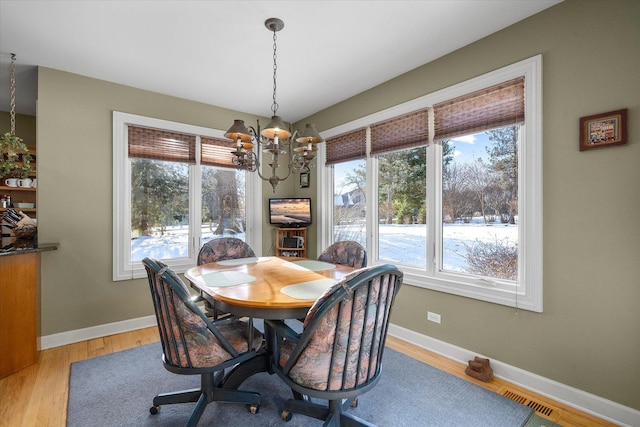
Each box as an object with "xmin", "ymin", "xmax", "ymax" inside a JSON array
[
  {"xmin": 9, "ymin": 53, "xmax": 16, "ymax": 135},
  {"xmin": 271, "ymin": 30, "xmax": 279, "ymax": 115}
]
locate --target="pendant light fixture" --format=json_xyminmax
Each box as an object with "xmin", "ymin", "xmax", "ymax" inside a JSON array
[{"xmin": 225, "ymin": 18, "xmax": 324, "ymax": 192}]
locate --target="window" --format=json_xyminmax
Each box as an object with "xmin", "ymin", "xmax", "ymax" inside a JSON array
[
  {"xmin": 113, "ymin": 113, "xmax": 261, "ymax": 280},
  {"xmin": 333, "ymin": 158, "xmax": 366, "ymax": 245},
  {"xmin": 326, "ymin": 128, "xmax": 367, "ymax": 246},
  {"xmin": 321, "ymin": 56, "xmax": 542, "ymax": 311}
]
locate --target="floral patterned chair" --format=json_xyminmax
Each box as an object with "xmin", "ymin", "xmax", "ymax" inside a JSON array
[
  {"xmin": 197, "ymin": 237, "xmax": 256, "ymax": 265},
  {"xmin": 197, "ymin": 238, "xmax": 257, "ymax": 319},
  {"xmin": 266, "ymin": 264, "xmax": 403, "ymax": 426},
  {"xmin": 142, "ymin": 257, "xmax": 262, "ymax": 426},
  {"xmin": 317, "ymin": 240, "xmax": 367, "ymax": 269}
]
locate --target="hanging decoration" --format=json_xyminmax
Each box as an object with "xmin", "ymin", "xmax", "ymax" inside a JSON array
[{"xmin": 1, "ymin": 53, "xmax": 32, "ymax": 179}]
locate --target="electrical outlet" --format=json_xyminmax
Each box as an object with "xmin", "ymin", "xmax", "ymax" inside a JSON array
[{"xmin": 427, "ymin": 311, "xmax": 441, "ymax": 324}]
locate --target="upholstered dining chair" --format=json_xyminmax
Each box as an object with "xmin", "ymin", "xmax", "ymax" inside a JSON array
[
  {"xmin": 197, "ymin": 237, "xmax": 257, "ymax": 319},
  {"xmin": 318, "ymin": 240, "xmax": 367, "ymax": 269},
  {"xmin": 197, "ymin": 237, "xmax": 256, "ymax": 265},
  {"xmin": 142, "ymin": 257, "xmax": 262, "ymax": 427},
  {"xmin": 266, "ymin": 264, "xmax": 403, "ymax": 426}
]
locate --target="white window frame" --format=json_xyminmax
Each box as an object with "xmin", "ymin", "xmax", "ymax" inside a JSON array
[
  {"xmin": 113, "ymin": 112, "xmax": 262, "ymax": 281},
  {"xmin": 320, "ymin": 55, "xmax": 543, "ymax": 312}
]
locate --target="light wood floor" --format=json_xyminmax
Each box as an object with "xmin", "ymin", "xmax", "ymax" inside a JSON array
[{"xmin": 0, "ymin": 327, "xmax": 616, "ymax": 427}]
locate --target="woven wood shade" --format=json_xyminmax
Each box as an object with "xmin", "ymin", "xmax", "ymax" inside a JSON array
[
  {"xmin": 325, "ymin": 127, "xmax": 367, "ymax": 165},
  {"xmin": 371, "ymin": 107, "xmax": 431, "ymax": 155},
  {"xmin": 201, "ymin": 136, "xmax": 236, "ymax": 168},
  {"xmin": 434, "ymin": 77, "xmax": 524, "ymax": 141},
  {"xmin": 128, "ymin": 126, "xmax": 196, "ymax": 163}
]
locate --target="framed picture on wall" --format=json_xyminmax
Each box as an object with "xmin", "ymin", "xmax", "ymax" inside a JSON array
[
  {"xmin": 579, "ymin": 109, "xmax": 627, "ymax": 151},
  {"xmin": 299, "ymin": 172, "xmax": 309, "ymax": 188}
]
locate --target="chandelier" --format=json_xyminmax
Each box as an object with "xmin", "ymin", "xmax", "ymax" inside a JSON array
[{"xmin": 224, "ymin": 18, "xmax": 324, "ymax": 193}]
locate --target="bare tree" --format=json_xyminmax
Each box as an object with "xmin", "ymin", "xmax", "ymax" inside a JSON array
[
  {"xmin": 485, "ymin": 127, "xmax": 518, "ymax": 224},
  {"xmin": 463, "ymin": 162, "xmax": 500, "ymax": 224}
]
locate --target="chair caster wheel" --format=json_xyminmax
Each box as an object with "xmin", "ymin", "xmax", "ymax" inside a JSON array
[
  {"xmin": 248, "ymin": 404, "xmax": 259, "ymax": 414},
  {"xmin": 149, "ymin": 405, "xmax": 160, "ymax": 415},
  {"xmin": 281, "ymin": 409, "xmax": 293, "ymax": 422},
  {"xmin": 351, "ymin": 398, "xmax": 358, "ymax": 408}
]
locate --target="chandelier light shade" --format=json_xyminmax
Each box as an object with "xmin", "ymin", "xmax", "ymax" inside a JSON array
[
  {"xmin": 224, "ymin": 119, "xmax": 252, "ymax": 143},
  {"xmin": 297, "ymin": 123, "xmax": 323, "ymax": 144},
  {"xmin": 262, "ymin": 115, "xmax": 291, "ymax": 140},
  {"xmin": 225, "ymin": 18, "xmax": 324, "ymax": 192}
]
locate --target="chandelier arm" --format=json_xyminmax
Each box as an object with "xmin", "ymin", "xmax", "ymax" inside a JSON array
[
  {"xmin": 278, "ymin": 157, "xmax": 293, "ymax": 181},
  {"xmin": 247, "ymin": 124, "xmax": 268, "ymax": 181},
  {"xmin": 246, "ymin": 125, "xmax": 259, "ymax": 137}
]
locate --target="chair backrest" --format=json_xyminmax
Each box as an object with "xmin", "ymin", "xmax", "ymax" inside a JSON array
[
  {"xmin": 142, "ymin": 257, "xmax": 242, "ymax": 370},
  {"xmin": 317, "ymin": 240, "xmax": 367, "ymax": 269},
  {"xmin": 197, "ymin": 237, "xmax": 256, "ymax": 265},
  {"xmin": 283, "ymin": 264, "xmax": 402, "ymax": 393}
]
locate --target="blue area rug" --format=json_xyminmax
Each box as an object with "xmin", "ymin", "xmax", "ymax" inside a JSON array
[{"xmin": 67, "ymin": 342, "xmax": 533, "ymax": 426}]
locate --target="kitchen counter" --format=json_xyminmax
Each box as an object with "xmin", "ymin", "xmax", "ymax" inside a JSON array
[{"xmin": 0, "ymin": 237, "xmax": 58, "ymax": 256}]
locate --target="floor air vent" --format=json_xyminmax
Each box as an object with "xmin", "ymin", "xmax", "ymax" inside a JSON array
[{"xmin": 503, "ymin": 389, "xmax": 555, "ymax": 417}]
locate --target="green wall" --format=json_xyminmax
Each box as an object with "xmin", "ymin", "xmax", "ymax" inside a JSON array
[
  {"xmin": 297, "ymin": 0, "xmax": 640, "ymax": 410},
  {"xmin": 31, "ymin": 0, "xmax": 639, "ymax": 412}
]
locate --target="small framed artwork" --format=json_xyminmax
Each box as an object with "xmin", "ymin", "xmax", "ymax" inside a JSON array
[
  {"xmin": 579, "ymin": 108, "xmax": 628, "ymax": 151},
  {"xmin": 299, "ymin": 172, "xmax": 309, "ymax": 188}
]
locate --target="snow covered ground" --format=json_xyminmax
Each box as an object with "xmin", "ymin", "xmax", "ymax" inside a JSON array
[
  {"xmin": 337, "ymin": 219, "xmax": 517, "ymax": 271},
  {"xmin": 131, "ymin": 217, "xmax": 517, "ymax": 273}
]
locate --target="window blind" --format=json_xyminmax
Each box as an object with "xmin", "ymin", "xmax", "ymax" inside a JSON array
[
  {"xmin": 370, "ymin": 107, "xmax": 431, "ymax": 155},
  {"xmin": 201, "ymin": 136, "xmax": 236, "ymax": 168},
  {"xmin": 128, "ymin": 125, "xmax": 196, "ymax": 163},
  {"xmin": 434, "ymin": 77, "xmax": 524, "ymax": 141},
  {"xmin": 325, "ymin": 127, "xmax": 367, "ymax": 165}
]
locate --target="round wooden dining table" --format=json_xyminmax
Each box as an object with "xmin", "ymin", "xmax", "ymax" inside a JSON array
[{"xmin": 184, "ymin": 255, "xmax": 356, "ymax": 320}]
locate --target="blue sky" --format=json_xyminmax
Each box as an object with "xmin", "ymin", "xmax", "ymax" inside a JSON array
[{"xmin": 450, "ymin": 132, "xmax": 491, "ymax": 163}]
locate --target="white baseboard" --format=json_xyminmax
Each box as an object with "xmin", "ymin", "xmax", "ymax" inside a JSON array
[
  {"xmin": 39, "ymin": 315, "xmax": 157, "ymax": 350},
  {"xmin": 39, "ymin": 318, "xmax": 638, "ymax": 426},
  {"xmin": 388, "ymin": 324, "xmax": 639, "ymax": 427}
]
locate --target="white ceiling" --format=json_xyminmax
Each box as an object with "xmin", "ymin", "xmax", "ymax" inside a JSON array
[{"xmin": 0, "ymin": 0, "xmax": 561, "ymax": 121}]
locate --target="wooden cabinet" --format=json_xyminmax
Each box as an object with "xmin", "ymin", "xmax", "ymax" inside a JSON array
[
  {"xmin": 275, "ymin": 227, "xmax": 307, "ymax": 258},
  {"xmin": 0, "ymin": 252, "xmax": 39, "ymax": 378}
]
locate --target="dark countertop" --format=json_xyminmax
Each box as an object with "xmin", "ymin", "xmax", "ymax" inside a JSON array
[{"xmin": 0, "ymin": 237, "xmax": 58, "ymax": 256}]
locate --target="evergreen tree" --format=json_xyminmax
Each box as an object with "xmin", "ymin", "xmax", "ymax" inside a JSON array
[{"xmin": 130, "ymin": 159, "xmax": 188, "ymax": 236}]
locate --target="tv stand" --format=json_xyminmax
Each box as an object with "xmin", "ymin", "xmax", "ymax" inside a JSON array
[{"xmin": 275, "ymin": 227, "xmax": 307, "ymax": 258}]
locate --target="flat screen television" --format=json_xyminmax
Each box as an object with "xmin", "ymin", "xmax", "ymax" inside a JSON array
[{"xmin": 269, "ymin": 198, "xmax": 312, "ymax": 227}]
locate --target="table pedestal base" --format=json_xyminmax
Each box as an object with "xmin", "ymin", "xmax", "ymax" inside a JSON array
[{"xmin": 222, "ymin": 350, "xmax": 271, "ymax": 390}]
